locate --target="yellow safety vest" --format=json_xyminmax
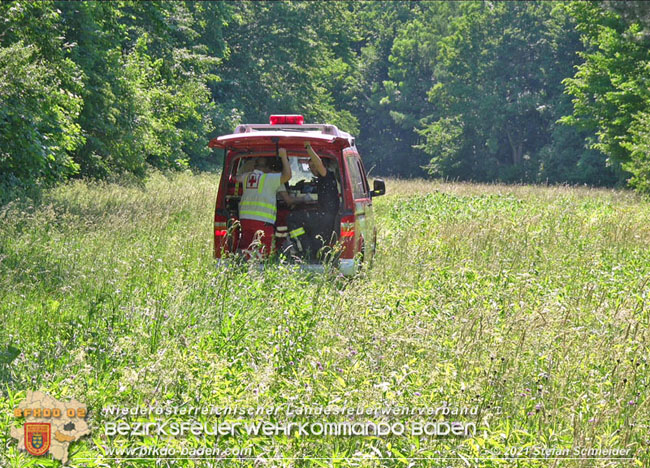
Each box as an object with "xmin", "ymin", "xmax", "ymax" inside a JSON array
[{"xmin": 239, "ymin": 171, "xmax": 279, "ymax": 224}]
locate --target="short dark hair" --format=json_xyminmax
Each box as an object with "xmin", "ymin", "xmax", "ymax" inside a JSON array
[{"xmin": 253, "ymin": 157, "xmax": 268, "ymax": 170}]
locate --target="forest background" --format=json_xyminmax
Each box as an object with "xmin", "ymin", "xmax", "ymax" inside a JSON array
[{"xmin": 1, "ymin": 1, "xmax": 650, "ymax": 197}]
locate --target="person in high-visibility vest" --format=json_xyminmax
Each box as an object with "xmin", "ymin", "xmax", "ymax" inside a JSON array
[{"xmin": 236, "ymin": 149, "xmax": 291, "ymax": 257}]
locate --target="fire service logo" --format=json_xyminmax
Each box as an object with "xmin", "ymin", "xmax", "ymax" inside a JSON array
[
  {"xmin": 24, "ymin": 422, "xmax": 51, "ymax": 456},
  {"xmin": 10, "ymin": 391, "xmax": 90, "ymax": 464}
]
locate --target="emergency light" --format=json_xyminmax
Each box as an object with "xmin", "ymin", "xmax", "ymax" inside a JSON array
[{"xmin": 269, "ymin": 114, "xmax": 304, "ymax": 125}]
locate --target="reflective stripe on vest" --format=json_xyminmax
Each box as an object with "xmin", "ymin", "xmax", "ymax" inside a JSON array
[
  {"xmin": 239, "ymin": 209, "xmax": 275, "ymax": 223},
  {"xmin": 240, "ymin": 200, "xmax": 277, "ymax": 212},
  {"xmin": 240, "ymin": 201, "xmax": 276, "ymax": 223},
  {"xmin": 258, "ymin": 174, "xmax": 267, "ymax": 194},
  {"xmin": 290, "ymin": 227, "xmax": 305, "ymax": 238},
  {"xmin": 290, "ymin": 227, "xmax": 304, "ymax": 251}
]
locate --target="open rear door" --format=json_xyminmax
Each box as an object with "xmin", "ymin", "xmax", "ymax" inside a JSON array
[{"xmin": 208, "ymin": 132, "xmax": 351, "ymax": 151}]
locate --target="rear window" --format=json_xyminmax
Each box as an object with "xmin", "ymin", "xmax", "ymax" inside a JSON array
[
  {"xmin": 229, "ymin": 153, "xmax": 341, "ymax": 202},
  {"xmin": 232, "ymin": 154, "xmax": 338, "ymax": 182},
  {"xmin": 288, "ymin": 157, "xmax": 314, "ymax": 185}
]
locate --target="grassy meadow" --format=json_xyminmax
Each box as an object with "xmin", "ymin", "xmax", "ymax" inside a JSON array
[{"xmin": 1, "ymin": 172, "xmax": 649, "ymax": 467}]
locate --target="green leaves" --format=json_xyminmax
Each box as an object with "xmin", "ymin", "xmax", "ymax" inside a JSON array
[
  {"xmin": 0, "ymin": 345, "xmax": 20, "ymax": 365},
  {"xmin": 0, "ymin": 38, "xmax": 83, "ymax": 188},
  {"xmin": 416, "ymin": 3, "xmax": 570, "ymax": 181},
  {"xmin": 623, "ymin": 111, "xmax": 650, "ymax": 193},
  {"xmin": 0, "ymin": 1, "xmax": 228, "ymax": 187},
  {"xmin": 1, "ymin": 1, "xmax": 649, "ymax": 192},
  {"xmin": 214, "ymin": 2, "xmax": 359, "ymax": 136},
  {"xmin": 562, "ymin": 1, "xmax": 650, "ymax": 191},
  {"xmin": 416, "ymin": 117, "xmax": 463, "ymax": 177}
]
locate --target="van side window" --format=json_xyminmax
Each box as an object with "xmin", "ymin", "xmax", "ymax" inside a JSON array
[
  {"xmin": 356, "ymin": 159, "xmax": 370, "ymax": 196},
  {"xmin": 347, "ymin": 156, "xmax": 368, "ymax": 199}
]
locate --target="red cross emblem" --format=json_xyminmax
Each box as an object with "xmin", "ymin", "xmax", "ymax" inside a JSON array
[{"xmin": 247, "ymin": 173, "xmax": 259, "ymax": 189}]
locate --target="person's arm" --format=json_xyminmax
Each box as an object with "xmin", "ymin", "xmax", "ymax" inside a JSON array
[
  {"xmin": 278, "ymin": 190, "xmax": 296, "ymax": 207},
  {"xmin": 279, "ymin": 148, "xmax": 292, "ymax": 184},
  {"xmin": 304, "ymin": 142, "xmax": 326, "ymax": 177}
]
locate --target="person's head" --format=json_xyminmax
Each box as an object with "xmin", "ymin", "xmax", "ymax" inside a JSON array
[
  {"xmin": 240, "ymin": 158, "xmax": 256, "ymax": 173},
  {"xmin": 253, "ymin": 157, "xmax": 270, "ymax": 172},
  {"xmin": 307, "ymin": 157, "xmax": 333, "ymax": 176},
  {"xmin": 308, "ymin": 158, "xmax": 319, "ymax": 176}
]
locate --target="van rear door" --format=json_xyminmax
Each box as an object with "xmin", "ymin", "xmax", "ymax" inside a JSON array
[{"xmin": 209, "ymin": 132, "xmax": 351, "ymax": 151}]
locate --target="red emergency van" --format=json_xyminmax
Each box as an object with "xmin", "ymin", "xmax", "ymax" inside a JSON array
[{"xmin": 209, "ymin": 114, "xmax": 385, "ymax": 275}]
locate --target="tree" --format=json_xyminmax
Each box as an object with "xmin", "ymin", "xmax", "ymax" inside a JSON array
[
  {"xmin": 418, "ymin": 3, "xmax": 559, "ymax": 181},
  {"xmin": 348, "ymin": 1, "xmax": 425, "ymax": 176},
  {"xmin": 58, "ymin": 1, "xmax": 223, "ymax": 177},
  {"xmin": 561, "ymin": 2, "xmax": 650, "ymax": 191},
  {"xmin": 410, "ymin": 2, "xmax": 617, "ymax": 185},
  {"xmin": 213, "ymin": 1, "xmax": 358, "ymax": 136},
  {"xmin": 0, "ymin": 2, "xmax": 83, "ymax": 189}
]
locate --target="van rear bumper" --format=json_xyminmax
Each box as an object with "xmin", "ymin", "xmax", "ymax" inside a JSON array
[
  {"xmin": 297, "ymin": 259, "xmax": 357, "ymax": 276},
  {"xmin": 215, "ymin": 258, "xmax": 358, "ymax": 276},
  {"xmin": 338, "ymin": 259, "xmax": 357, "ymax": 276}
]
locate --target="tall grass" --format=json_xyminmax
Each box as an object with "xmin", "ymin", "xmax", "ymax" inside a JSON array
[{"xmin": 1, "ymin": 172, "xmax": 648, "ymax": 467}]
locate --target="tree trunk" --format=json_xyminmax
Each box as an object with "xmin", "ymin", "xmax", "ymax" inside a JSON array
[{"xmin": 506, "ymin": 129, "xmax": 523, "ymax": 165}]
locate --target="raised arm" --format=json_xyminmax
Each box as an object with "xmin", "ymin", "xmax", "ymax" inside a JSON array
[
  {"xmin": 304, "ymin": 142, "xmax": 327, "ymax": 177},
  {"xmin": 278, "ymin": 148, "xmax": 292, "ymax": 184}
]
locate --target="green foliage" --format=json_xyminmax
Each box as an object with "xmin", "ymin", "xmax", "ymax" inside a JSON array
[
  {"xmin": 416, "ymin": 116, "xmax": 463, "ymax": 177},
  {"xmin": 1, "ymin": 0, "xmax": 650, "ymax": 193},
  {"xmin": 561, "ymin": 2, "xmax": 650, "ymax": 190},
  {"xmin": 0, "ymin": 3, "xmax": 83, "ymax": 190},
  {"xmin": 214, "ymin": 1, "xmax": 359, "ymax": 135},
  {"xmin": 348, "ymin": 2, "xmax": 427, "ymax": 176},
  {"xmin": 58, "ymin": 2, "xmax": 222, "ymax": 177},
  {"xmin": 624, "ymin": 111, "xmax": 650, "ymax": 193},
  {"xmin": 415, "ymin": 3, "xmax": 607, "ymax": 183}
]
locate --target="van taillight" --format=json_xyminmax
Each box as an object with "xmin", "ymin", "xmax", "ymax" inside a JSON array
[
  {"xmin": 340, "ymin": 215, "xmax": 355, "ymax": 237},
  {"xmin": 214, "ymin": 216, "xmax": 235, "ymax": 258},
  {"xmin": 214, "ymin": 218, "xmax": 228, "ymax": 237}
]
